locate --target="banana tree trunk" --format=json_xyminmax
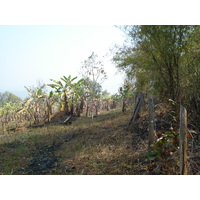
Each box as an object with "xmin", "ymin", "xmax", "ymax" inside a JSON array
[
  {"xmin": 80, "ymin": 97, "xmax": 84, "ymax": 114},
  {"xmin": 86, "ymin": 103, "xmax": 89, "ymax": 117},
  {"xmin": 70, "ymin": 95, "xmax": 74, "ymax": 115},
  {"xmin": 64, "ymin": 93, "xmax": 69, "ymax": 114}
]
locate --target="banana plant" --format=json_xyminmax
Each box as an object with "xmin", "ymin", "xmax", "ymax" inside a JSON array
[
  {"xmin": 24, "ymin": 84, "xmax": 48, "ymax": 124},
  {"xmin": 72, "ymin": 78, "xmax": 86, "ymax": 116},
  {"xmin": 119, "ymin": 86, "xmax": 129, "ymax": 113},
  {"xmin": 48, "ymin": 75, "xmax": 85, "ymax": 115},
  {"xmin": 0, "ymin": 102, "xmax": 22, "ymax": 133}
]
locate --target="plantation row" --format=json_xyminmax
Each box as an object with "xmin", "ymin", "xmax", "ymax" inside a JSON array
[{"xmin": 0, "ymin": 78, "xmax": 135, "ymax": 134}]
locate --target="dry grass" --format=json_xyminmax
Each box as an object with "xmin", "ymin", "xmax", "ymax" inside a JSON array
[
  {"xmin": 2, "ymin": 106, "xmax": 199, "ymax": 175},
  {"xmin": 0, "ymin": 109, "xmax": 147, "ymax": 175}
]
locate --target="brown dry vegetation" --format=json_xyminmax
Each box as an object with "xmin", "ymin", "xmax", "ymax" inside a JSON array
[
  {"xmin": 0, "ymin": 109, "xmax": 147, "ymax": 175},
  {"xmin": 0, "ymin": 107, "xmax": 199, "ymax": 175}
]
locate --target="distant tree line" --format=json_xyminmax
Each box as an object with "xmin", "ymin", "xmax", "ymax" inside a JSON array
[{"xmin": 0, "ymin": 91, "xmax": 22, "ymax": 107}]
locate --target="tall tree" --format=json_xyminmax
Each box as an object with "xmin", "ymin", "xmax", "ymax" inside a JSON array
[
  {"xmin": 80, "ymin": 52, "xmax": 107, "ymax": 117},
  {"xmin": 113, "ymin": 25, "xmax": 199, "ymax": 102},
  {"xmin": 113, "ymin": 25, "xmax": 200, "ymax": 127}
]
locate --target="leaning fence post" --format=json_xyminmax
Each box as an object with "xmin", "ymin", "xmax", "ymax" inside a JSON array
[
  {"xmin": 148, "ymin": 98, "xmax": 155, "ymax": 150},
  {"xmin": 179, "ymin": 105, "xmax": 188, "ymax": 175},
  {"xmin": 128, "ymin": 93, "xmax": 144, "ymax": 127}
]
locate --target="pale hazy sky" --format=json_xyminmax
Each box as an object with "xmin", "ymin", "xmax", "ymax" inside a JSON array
[
  {"xmin": 0, "ymin": 25, "xmax": 125, "ymax": 98},
  {"xmin": 0, "ymin": 0, "xmax": 192, "ymax": 100}
]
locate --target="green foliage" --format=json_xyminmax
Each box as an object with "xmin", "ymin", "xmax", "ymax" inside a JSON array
[
  {"xmin": 113, "ymin": 25, "xmax": 200, "ymax": 102},
  {"xmin": 0, "ymin": 91, "xmax": 22, "ymax": 107},
  {"xmin": 83, "ymin": 78, "xmax": 102, "ymax": 98},
  {"xmin": 48, "ymin": 75, "xmax": 83, "ymax": 96},
  {"xmin": 80, "ymin": 52, "xmax": 107, "ymax": 84},
  {"xmin": 145, "ymin": 130, "xmax": 179, "ymax": 161},
  {"xmin": 113, "ymin": 25, "xmax": 200, "ymax": 127},
  {"xmin": 80, "ymin": 52, "xmax": 107, "ymax": 99},
  {"xmin": 23, "ymin": 84, "xmax": 49, "ymax": 123},
  {"xmin": 48, "ymin": 75, "xmax": 86, "ymax": 115},
  {"xmin": 79, "ymin": 53, "xmax": 108, "ymax": 117},
  {"xmin": 101, "ymin": 90, "xmax": 111, "ymax": 99},
  {"xmin": 0, "ymin": 102, "xmax": 21, "ymax": 116}
]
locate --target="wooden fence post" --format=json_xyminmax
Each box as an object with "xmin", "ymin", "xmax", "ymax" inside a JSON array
[
  {"xmin": 179, "ymin": 105, "xmax": 188, "ymax": 175},
  {"xmin": 148, "ymin": 98, "xmax": 155, "ymax": 150},
  {"xmin": 128, "ymin": 93, "xmax": 144, "ymax": 127}
]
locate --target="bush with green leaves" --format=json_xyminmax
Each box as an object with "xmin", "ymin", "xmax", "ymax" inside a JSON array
[{"xmin": 146, "ymin": 130, "xmax": 179, "ymax": 161}]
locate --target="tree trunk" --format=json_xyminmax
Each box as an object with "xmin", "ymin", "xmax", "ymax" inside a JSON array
[
  {"xmin": 106, "ymin": 102, "xmax": 110, "ymax": 111},
  {"xmin": 46, "ymin": 100, "xmax": 52, "ymax": 122},
  {"xmin": 91, "ymin": 98, "xmax": 94, "ymax": 118},
  {"xmin": 95, "ymin": 99, "xmax": 100, "ymax": 116},
  {"xmin": 179, "ymin": 105, "xmax": 188, "ymax": 175},
  {"xmin": 80, "ymin": 98, "xmax": 84, "ymax": 114},
  {"xmin": 148, "ymin": 98, "xmax": 156, "ymax": 150},
  {"xmin": 76, "ymin": 103, "xmax": 80, "ymax": 117},
  {"xmin": 95, "ymin": 104, "xmax": 98, "ymax": 116},
  {"xmin": 64, "ymin": 93, "xmax": 69, "ymax": 114},
  {"xmin": 70, "ymin": 95, "xmax": 74, "ymax": 115},
  {"xmin": 122, "ymin": 100, "xmax": 126, "ymax": 113},
  {"xmin": 1, "ymin": 121, "xmax": 5, "ymax": 134},
  {"xmin": 86, "ymin": 103, "xmax": 89, "ymax": 117}
]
